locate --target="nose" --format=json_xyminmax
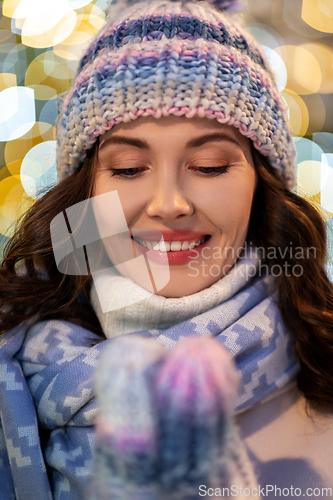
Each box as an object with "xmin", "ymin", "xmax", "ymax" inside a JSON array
[{"xmin": 145, "ymin": 175, "xmax": 194, "ymax": 221}]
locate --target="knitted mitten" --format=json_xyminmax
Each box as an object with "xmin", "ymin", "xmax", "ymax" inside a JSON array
[
  {"xmin": 90, "ymin": 335, "xmax": 166, "ymax": 500},
  {"xmin": 90, "ymin": 335, "xmax": 260, "ymax": 500}
]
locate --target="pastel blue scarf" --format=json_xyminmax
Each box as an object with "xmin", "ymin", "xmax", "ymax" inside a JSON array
[{"xmin": 0, "ymin": 254, "xmax": 299, "ymax": 499}]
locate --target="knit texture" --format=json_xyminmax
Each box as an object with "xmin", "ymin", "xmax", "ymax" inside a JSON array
[
  {"xmin": 90, "ymin": 247, "xmax": 300, "ymax": 413},
  {"xmin": 90, "ymin": 335, "xmax": 260, "ymax": 499},
  {"xmin": 110, "ymin": 0, "xmax": 244, "ymax": 12},
  {"xmin": 56, "ymin": 0, "xmax": 296, "ymax": 189},
  {"xmin": 90, "ymin": 246, "xmax": 261, "ymax": 334}
]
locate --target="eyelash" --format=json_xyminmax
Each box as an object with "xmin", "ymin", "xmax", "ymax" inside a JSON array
[{"xmin": 109, "ymin": 165, "xmax": 231, "ymax": 179}]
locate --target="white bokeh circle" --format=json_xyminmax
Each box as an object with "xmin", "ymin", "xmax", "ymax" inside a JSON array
[
  {"xmin": 0, "ymin": 86, "xmax": 35, "ymax": 141},
  {"xmin": 20, "ymin": 141, "xmax": 58, "ymax": 199},
  {"xmin": 262, "ymin": 46, "xmax": 288, "ymax": 92}
]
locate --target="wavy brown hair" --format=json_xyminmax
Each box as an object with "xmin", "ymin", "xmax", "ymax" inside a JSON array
[
  {"xmin": 0, "ymin": 145, "xmax": 104, "ymax": 338},
  {"xmin": 1, "ymin": 143, "xmax": 333, "ymax": 405}
]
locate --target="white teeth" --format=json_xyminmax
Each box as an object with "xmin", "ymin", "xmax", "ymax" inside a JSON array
[
  {"xmin": 137, "ymin": 236, "xmax": 207, "ymax": 252},
  {"xmin": 171, "ymin": 241, "xmax": 182, "ymax": 251},
  {"xmin": 159, "ymin": 241, "xmax": 171, "ymax": 252}
]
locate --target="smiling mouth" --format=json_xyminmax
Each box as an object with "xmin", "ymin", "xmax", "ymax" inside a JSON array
[{"xmin": 131, "ymin": 235, "xmax": 211, "ymax": 252}]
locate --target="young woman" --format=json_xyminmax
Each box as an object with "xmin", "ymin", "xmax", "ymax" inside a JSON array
[{"xmin": 1, "ymin": 0, "xmax": 333, "ymax": 498}]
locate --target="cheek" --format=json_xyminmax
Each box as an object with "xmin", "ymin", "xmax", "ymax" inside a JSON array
[
  {"xmin": 200, "ymin": 171, "xmax": 256, "ymax": 232},
  {"xmin": 93, "ymin": 173, "xmax": 149, "ymax": 227},
  {"xmin": 93, "ymin": 171, "xmax": 115, "ymax": 197}
]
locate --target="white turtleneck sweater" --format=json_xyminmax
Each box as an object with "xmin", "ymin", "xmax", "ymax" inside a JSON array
[{"xmin": 90, "ymin": 248, "xmax": 261, "ymax": 337}]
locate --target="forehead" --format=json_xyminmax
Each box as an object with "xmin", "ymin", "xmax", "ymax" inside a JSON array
[
  {"xmin": 99, "ymin": 115, "xmax": 251, "ymax": 150},
  {"xmin": 97, "ymin": 116, "xmax": 255, "ymax": 169}
]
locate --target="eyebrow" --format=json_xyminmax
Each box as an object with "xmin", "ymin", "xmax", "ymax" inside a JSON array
[
  {"xmin": 98, "ymin": 132, "xmax": 242, "ymax": 150},
  {"xmin": 187, "ymin": 133, "xmax": 241, "ymax": 148}
]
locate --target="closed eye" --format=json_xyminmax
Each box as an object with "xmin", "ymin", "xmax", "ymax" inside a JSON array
[
  {"xmin": 108, "ymin": 165, "xmax": 231, "ymax": 179},
  {"xmin": 109, "ymin": 167, "xmax": 148, "ymax": 178},
  {"xmin": 189, "ymin": 165, "xmax": 231, "ymax": 176}
]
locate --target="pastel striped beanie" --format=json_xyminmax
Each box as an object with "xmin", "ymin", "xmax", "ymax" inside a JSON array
[
  {"xmin": 56, "ymin": 0, "xmax": 296, "ymax": 190},
  {"xmin": 90, "ymin": 335, "xmax": 260, "ymax": 499}
]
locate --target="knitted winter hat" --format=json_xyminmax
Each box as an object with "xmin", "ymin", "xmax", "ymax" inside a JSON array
[
  {"xmin": 90, "ymin": 334, "xmax": 260, "ymax": 499},
  {"xmin": 56, "ymin": 0, "xmax": 296, "ymax": 190}
]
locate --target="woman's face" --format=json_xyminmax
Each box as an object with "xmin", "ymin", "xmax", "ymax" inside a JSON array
[{"xmin": 92, "ymin": 115, "xmax": 257, "ymax": 297}]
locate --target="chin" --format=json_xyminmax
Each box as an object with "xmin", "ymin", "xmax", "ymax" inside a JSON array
[{"xmin": 154, "ymin": 276, "xmax": 219, "ymax": 298}]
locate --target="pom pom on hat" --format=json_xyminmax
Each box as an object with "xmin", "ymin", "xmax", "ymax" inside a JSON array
[
  {"xmin": 106, "ymin": 0, "xmax": 245, "ymax": 26},
  {"xmin": 209, "ymin": 0, "xmax": 244, "ymax": 10},
  {"xmin": 89, "ymin": 335, "xmax": 260, "ymax": 499},
  {"xmin": 108, "ymin": 0, "xmax": 244, "ymax": 13}
]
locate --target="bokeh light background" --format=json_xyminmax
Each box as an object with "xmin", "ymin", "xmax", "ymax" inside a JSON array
[{"xmin": 0, "ymin": 0, "xmax": 332, "ymax": 278}]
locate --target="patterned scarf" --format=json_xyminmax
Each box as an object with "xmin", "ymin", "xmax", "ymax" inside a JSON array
[
  {"xmin": 0, "ymin": 250, "xmax": 299, "ymax": 499},
  {"xmin": 90, "ymin": 248, "xmax": 300, "ymax": 413}
]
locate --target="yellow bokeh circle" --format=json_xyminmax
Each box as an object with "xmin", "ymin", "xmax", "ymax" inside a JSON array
[
  {"xmin": 5, "ymin": 122, "xmax": 56, "ymax": 166},
  {"xmin": 53, "ymin": 7, "xmax": 106, "ymax": 63},
  {"xmin": 0, "ymin": 175, "xmax": 34, "ymax": 237},
  {"xmin": 281, "ymin": 90, "xmax": 309, "ymax": 137},
  {"xmin": 54, "ymin": 30, "xmax": 95, "ymax": 62},
  {"xmin": 22, "ymin": 9, "xmax": 77, "ymax": 49},
  {"xmin": 302, "ymin": 0, "xmax": 333, "ymax": 33},
  {"xmin": 280, "ymin": 45, "xmax": 322, "ymax": 95},
  {"xmin": 297, "ymin": 160, "xmax": 322, "ymax": 197},
  {"xmin": 25, "ymin": 51, "xmax": 75, "ymax": 94},
  {"xmin": 301, "ymin": 43, "xmax": 333, "ymax": 94}
]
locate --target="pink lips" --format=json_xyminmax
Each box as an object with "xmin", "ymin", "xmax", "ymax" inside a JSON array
[{"xmin": 131, "ymin": 230, "xmax": 211, "ymax": 266}]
